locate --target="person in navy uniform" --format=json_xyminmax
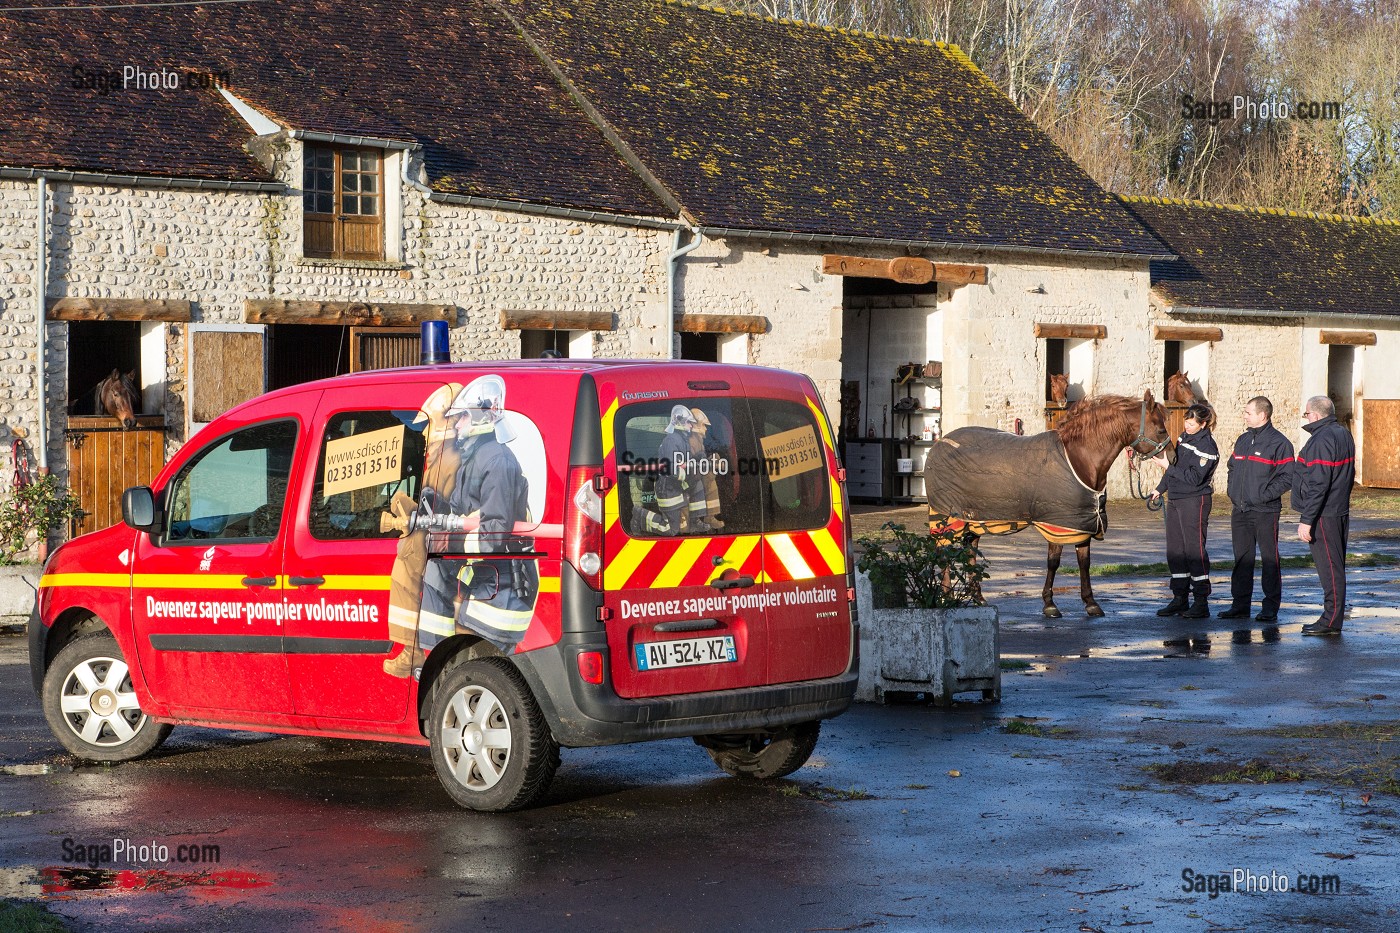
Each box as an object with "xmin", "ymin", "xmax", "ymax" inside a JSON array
[
  {"xmin": 1220, "ymin": 396, "xmax": 1294, "ymax": 623},
  {"xmin": 1149, "ymin": 403, "xmax": 1220, "ymax": 619},
  {"xmin": 1292, "ymin": 395, "xmax": 1356, "ymax": 635}
]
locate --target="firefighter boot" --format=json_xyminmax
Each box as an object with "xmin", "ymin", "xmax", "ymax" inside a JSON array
[
  {"xmin": 1182, "ymin": 597, "xmax": 1210, "ymax": 619},
  {"xmin": 383, "ymin": 645, "xmax": 426, "ymax": 679},
  {"xmin": 1156, "ymin": 595, "xmax": 1189, "ymax": 617}
]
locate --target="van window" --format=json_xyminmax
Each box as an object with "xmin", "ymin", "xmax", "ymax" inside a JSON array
[
  {"xmin": 309, "ymin": 410, "xmax": 428, "ymax": 540},
  {"xmin": 752, "ymin": 400, "xmax": 831, "ymax": 533},
  {"xmin": 614, "ymin": 399, "xmax": 762, "ymax": 537},
  {"xmin": 165, "ymin": 421, "xmax": 298, "ymax": 543}
]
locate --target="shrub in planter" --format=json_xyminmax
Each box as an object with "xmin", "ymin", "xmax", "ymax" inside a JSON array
[
  {"xmin": 854, "ymin": 522, "xmax": 988, "ymax": 609},
  {"xmin": 0, "ymin": 474, "xmax": 81, "ymax": 565}
]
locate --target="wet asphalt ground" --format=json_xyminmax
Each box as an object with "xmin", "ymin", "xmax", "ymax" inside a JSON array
[{"xmin": 1, "ymin": 503, "xmax": 1398, "ymax": 932}]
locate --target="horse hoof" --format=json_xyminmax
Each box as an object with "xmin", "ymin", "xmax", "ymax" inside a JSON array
[
  {"xmin": 1086, "ymin": 604, "xmax": 1105, "ymax": 618},
  {"xmin": 1043, "ymin": 606, "xmax": 1062, "ymax": 619}
]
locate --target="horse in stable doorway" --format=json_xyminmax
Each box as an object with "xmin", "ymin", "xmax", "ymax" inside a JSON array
[
  {"xmin": 925, "ymin": 391, "xmax": 1173, "ymax": 618},
  {"xmin": 1166, "ymin": 371, "xmax": 1197, "ymax": 405},
  {"xmin": 70, "ymin": 369, "xmax": 140, "ymax": 430}
]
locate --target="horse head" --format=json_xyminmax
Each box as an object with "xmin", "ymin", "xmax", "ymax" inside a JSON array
[
  {"xmin": 1166, "ymin": 371, "xmax": 1196, "ymax": 405},
  {"xmin": 97, "ymin": 369, "xmax": 139, "ymax": 430},
  {"xmin": 1131, "ymin": 389, "xmax": 1173, "ymax": 460},
  {"xmin": 1048, "ymin": 372, "xmax": 1070, "ymax": 405}
]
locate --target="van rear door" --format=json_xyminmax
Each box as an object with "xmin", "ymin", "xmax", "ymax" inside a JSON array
[
  {"xmin": 601, "ymin": 381, "xmax": 769, "ymax": 699},
  {"xmin": 742, "ymin": 370, "xmax": 851, "ymax": 684}
]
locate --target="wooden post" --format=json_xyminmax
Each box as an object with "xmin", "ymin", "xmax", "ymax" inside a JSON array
[
  {"xmin": 1033, "ymin": 323, "xmax": 1107, "ymax": 340},
  {"xmin": 1152, "ymin": 325, "xmax": 1223, "ymax": 342},
  {"xmin": 1319, "ymin": 330, "xmax": 1376, "ymax": 346}
]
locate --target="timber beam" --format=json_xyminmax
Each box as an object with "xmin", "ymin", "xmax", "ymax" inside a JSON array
[
  {"xmin": 499, "ymin": 310, "xmax": 615, "ymax": 332},
  {"xmin": 48, "ymin": 298, "xmax": 192, "ymax": 322},
  {"xmin": 821, "ymin": 254, "xmax": 987, "ymax": 288},
  {"xmin": 245, "ymin": 300, "xmax": 453, "ymax": 326}
]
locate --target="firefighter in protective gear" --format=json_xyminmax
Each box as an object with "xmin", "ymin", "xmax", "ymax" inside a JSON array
[
  {"xmin": 383, "ymin": 383, "xmax": 462, "ymax": 678},
  {"xmin": 1149, "ymin": 403, "xmax": 1220, "ymax": 619},
  {"xmin": 414, "ymin": 375, "xmax": 540, "ymax": 660},
  {"xmin": 1293, "ymin": 394, "xmax": 1356, "ymax": 635},
  {"xmin": 688, "ymin": 408, "xmax": 724, "ymax": 530},
  {"xmin": 656, "ymin": 405, "xmax": 708, "ymax": 534}
]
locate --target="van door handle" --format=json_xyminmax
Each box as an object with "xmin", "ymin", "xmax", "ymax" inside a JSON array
[
  {"xmin": 288, "ymin": 576, "xmax": 324, "ymax": 587},
  {"xmin": 241, "ymin": 575, "xmax": 276, "ymax": 588},
  {"xmin": 710, "ymin": 575, "xmax": 755, "ymax": 590}
]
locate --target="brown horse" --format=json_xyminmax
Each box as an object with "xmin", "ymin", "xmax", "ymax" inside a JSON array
[
  {"xmin": 82, "ymin": 369, "xmax": 140, "ymax": 429},
  {"xmin": 926, "ymin": 391, "xmax": 1172, "ymax": 618},
  {"xmin": 1048, "ymin": 372, "xmax": 1070, "ymax": 405},
  {"xmin": 1166, "ymin": 371, "xmax": 1196, "ymax": 405}
]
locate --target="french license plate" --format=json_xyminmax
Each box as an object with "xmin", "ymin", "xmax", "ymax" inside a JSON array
[{"xmin": 635, "ymin": 635, "xmax": 736, "ymax": 671}]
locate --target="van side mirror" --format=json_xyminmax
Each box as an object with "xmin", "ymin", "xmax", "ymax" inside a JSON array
[{"xmin": 121, "ymin": 486, "xmax": 158, "ymax": 532}]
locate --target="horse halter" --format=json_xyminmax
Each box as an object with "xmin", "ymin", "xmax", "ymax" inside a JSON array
[{"xmin": 1128, "ymin": 399, "xmax": 1169, "ymax": 458}]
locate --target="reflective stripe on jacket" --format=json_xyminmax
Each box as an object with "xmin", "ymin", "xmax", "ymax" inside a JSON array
[
  {"xmin": 1226, "ymin": 422, "xmax": 1295, "ymax": 512},
  {"xmin": 1291, "ymin": 415, "xmax": 1355, "ymax": 525},
  {"xmin": 1156, "ymin": 428, "xmax": 1219, "ymax": 500}
]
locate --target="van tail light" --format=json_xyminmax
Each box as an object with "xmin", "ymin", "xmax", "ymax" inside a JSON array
[
  {"xmin": 566, "ymin": 465, "xmax": 605, "ymax": 590},
  {"xmin": 576, "ymin": 650, "xmax": 605, "ymax": 685}
]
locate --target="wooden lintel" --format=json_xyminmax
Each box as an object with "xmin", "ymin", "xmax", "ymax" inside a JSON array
[
  {"xmin": 1153, "ymin": 325, "xmax": 1224, "ymax": 342},
  {"xmin": 499, "ymin": 310, "xmax": 615, "ymax": 332},
  {"xmin": 48, "ymin": 298, "xmax": 192, "ymax": 323},
  {"xmin": 244, "ymin": 300, "xmax": 453, "ymax": 327},
  {"xmin": 932, "ymin": 262, "xmax": 988, "ymax": 286},
  {"xmin": 1034, "ymin": 322, "xmax": 1107, "ymax": 340},
  {"xmin": 675, "ymin": 313, "xmax": 768, "ymax": 335},
  {"xmin": 1320, "ymin": 330, "xmax": 1376, "ymax": 346},
  {"xmin": 822, "ymin": 254, "xmax": 933, "ymax": 285}
]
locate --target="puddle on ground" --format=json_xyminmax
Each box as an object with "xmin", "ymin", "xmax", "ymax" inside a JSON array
[
  {"xmin": 40, "ymin": 866, "xmax": 272, "ymax": 895},
  {"xmin": 0, "ymin": 764, "xmax": 71, "ymax": 776}
]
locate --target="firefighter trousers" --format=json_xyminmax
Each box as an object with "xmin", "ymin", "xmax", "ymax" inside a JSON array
[
  {"xmin": 1309, "ymin": 514, "xmax": 1349, "ymax": 630},
  {"xmin": 1165, "ymin": 493, "xmax": 1212, "ymax": 599},
  {"xmin": 1229, "ymin": 509, "xmax": 1282, "ymax": 613}
]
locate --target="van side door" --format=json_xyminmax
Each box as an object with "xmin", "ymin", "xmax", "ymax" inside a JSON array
[{"xmin": 131, "ymin": 395, "xmax": 313, "ymax": 715}]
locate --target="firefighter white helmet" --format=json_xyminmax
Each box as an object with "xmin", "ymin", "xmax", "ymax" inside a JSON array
[
  {"xmin": 448, "ymin": 375, "xmax": 516, "ymax": 443},
  {"xmin": 666, "ymin": 404, "xmax": 698, "ymax": 434}
]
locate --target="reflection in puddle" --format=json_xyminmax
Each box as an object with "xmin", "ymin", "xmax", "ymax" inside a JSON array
[
  {"xmin": 0, "ymin": 764, "xmax": 68, "ymax": 776},
  {"xmin": 40, "ymin": 866, "xmax": 272, "ymax": 895}
]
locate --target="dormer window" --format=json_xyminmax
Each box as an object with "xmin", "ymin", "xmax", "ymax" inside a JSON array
[{"xmin": 303, "ymin": 145, "xmax": 384, "ymax": 260}]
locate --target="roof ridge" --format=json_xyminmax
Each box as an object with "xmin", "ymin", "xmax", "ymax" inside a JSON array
[
  {"xmin": 1118, "ymin": 194, "xmax": 1400, "ymax": 229},
  {"xmin": 662, "ymin": 0, "xmax": 957, "ymax": 52}
]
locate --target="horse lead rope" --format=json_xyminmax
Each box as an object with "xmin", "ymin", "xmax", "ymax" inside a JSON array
[{"xmin": 1127, "ymin": 399, "xmax": 1168, "ymax": 512}]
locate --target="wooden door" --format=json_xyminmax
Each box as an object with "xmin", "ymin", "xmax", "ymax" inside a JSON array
[
  {"xmin": 350, "ymin": 326, "xmax": 418, "ymax": 371},
  {"xmin": 65, "ymin": 416, "xmax": 166, "ymax": 536},
  {"xmin": 1362, "ymin": 399, "xmax": 1400, "ymax": 489}
]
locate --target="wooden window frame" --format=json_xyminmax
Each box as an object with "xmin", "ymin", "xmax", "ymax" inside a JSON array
[{"xmin": 303, "ymin": 145, "xmax": 385, "ymax": 261}]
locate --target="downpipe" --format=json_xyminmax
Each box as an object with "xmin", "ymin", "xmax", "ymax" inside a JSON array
[{"xmin": 665, "ymin": 226, "xmax": 703, "ymax": 359}]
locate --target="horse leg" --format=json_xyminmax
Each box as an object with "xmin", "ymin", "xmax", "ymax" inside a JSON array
[
  {"xmin": 1078, "ymin": 541, "xmax": 1103, "ymax": 617},
  {"xmin": 1042, "ymin": 543, "xmax": 1063, "ymax": 618}
]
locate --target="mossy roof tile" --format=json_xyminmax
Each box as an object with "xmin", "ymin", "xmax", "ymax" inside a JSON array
[{"xmin": 1120, "ymin": 197, "xmax": 1400, "ymax": 317}]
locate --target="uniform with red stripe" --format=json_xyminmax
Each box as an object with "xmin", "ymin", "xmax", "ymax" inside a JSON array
[
  {"xmin": 1223, "ymin": 412, "xmax": 1294, "ymax": 621},
  {"xmin": 1153, "ymin": 410, "xmax": 1219, "ymax": 618},
  {"xmin": 1292, "ymin": 410, "xmax": 1356, "ymax": 633}
]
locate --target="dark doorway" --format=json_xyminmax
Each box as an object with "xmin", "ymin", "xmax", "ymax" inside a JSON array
[
  {"xmin": 268, "ymin": 325, "xmax": 350, "ymax": 391},
  {"xmin": 1044, "ymin": 338, "xmax": 1066, "ymax": 401},
  {"xmin": 520, "ymin": 329, "xmax": 570, "ymax": 358},
  {"xmin": 67, "ymin": 320, "xmax": 143, "ymax": 415},
  {"xmin": 679, "ymin": 332, "xmax": 719, "ymax": 362}
]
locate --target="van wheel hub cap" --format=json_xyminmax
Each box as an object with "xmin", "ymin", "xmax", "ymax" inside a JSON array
[{"xmin": 440, "ymin": 685, "xmax": 512, "ymax": 791}]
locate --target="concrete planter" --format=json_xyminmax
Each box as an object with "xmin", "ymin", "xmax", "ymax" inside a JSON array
[
  {"xmin": 0, "ymin": 563, "xmax": 40, "ymax": 633},
  {"xmin": 855, "ymin": 571, "xmax": 1000, "ymax": 704}
]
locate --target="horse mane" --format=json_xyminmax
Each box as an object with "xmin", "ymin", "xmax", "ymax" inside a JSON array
[{"xmin": 1053, "ymin": 394, "xmax": 1139, "ymax": 448}]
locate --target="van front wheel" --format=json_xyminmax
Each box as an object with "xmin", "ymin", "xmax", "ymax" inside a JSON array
[
  {"xmin": 428, "ymin": 658, "xmax": 559, "ymax": 812},
  {"xmin": 42, "ymin": 633, "xmax": 172, "ymax": 762},
  {"xmin": 697, "ymin": 721, "xmax": 820, "ymax": 779}
]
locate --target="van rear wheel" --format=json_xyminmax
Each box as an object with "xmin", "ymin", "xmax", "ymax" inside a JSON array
[
  {"xmin": 428, "ymin": 658, "xmax": 559, "ymax": 812},
  {"xmin": 42, "ymin": 633, "xmax": 172, "ymax": 762},
  {"xmin": 697, "ymin": 721, "xmax": 820, "ymax": 780}
]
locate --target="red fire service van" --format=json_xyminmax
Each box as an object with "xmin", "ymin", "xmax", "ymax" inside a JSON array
[{"xmin": 31, "ymin": 360, "xmax": 857, "ymax": 810}]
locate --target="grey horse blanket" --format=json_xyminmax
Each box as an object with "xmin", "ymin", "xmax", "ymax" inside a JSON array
[{"xmin": 924, "ymin": 427, "xmax": 1107, "ymax": 542}]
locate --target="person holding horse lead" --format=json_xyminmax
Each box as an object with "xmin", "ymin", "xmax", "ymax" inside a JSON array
[
  {"xmin": 1220, "ymin": 396, "xmax": 1294, "ymax": 624},
  {"xmin": 1149, "ymin": 403, "xmax": 1220, "ymax": 619}
]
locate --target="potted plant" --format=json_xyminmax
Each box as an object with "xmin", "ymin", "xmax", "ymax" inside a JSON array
[
  {"xmin": 854, "ymin": 522, "xmax": 1000, "ymax": 704},
  {"xmin": 0, "ymin": 473, "xmax": 81, "ymax": 566}
]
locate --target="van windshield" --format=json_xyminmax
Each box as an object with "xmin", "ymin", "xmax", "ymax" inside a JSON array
[{"xmin": 613, "ymin": 397, "xmax": 830, "ymax": 537}]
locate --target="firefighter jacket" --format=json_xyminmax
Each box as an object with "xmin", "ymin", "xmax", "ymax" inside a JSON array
[
  {"xmin": 1156, "ymin": 428, "xmax": 1219, "ymax": 500},
  {"xmin": 1225, "ymin": 422, "xmax": 1295, "ymax": 512},
  {"xmin": 1291, "ymin": 415, "xmax": 1356, "ymax": 525},
  {"xmin": 448, "ymin": 433, "xmax": 532, "ymax": 553}
]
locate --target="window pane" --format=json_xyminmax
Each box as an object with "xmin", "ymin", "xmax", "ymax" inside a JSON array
[
  {"xmin": 342, "ymin": 172, "xmax": 359, "ymax": 193},
  {"xmin": 315, "ymin": 170, "xmax": 333, "ymax": 192},
  {"xmin": 310, "ymin": 147, "xmax": 333, "ymax": 169},
  {"xmin": 359, "ymin": 194, "xmax": 378, "ymax": 216},
  {"xmin": 753, "ymin": 400, "xmax": 831, "ymax": 532},
  {"xmin": 317, "ymin": 193, "xmax": 334, "ymax": 214},
  {"xmin": 341, "ymin": 151, "xmax": 359, "ymax": 171},
  {"xmin": 614, "ymin": 399, "xmax": 760, "ymax": 537},
  {"xmin": 166, "ymin": 421, "xmax": 298, "ymax": 542},
  {"xmin": 360, "ymin": 173, "xmax": 376, "ymax": 194},
  {"xmin": 310, "ymin": 411, "xmax": 427, "ymax": 540},
  {"xmin": 342, "ymin": 195, "xmax": 358, "ymax": 214}
]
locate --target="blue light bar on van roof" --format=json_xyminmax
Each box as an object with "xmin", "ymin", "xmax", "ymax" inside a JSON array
[
  {"xmin": 421, "ymin": 320, "xmax": 450, "ymax": 365},
  {"xmin": 687, "ymin": 380, "xmax": 730, "ymax": 391}
]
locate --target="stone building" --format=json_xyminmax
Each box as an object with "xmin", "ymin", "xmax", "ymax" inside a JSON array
[
  {"xmin": 1, "ymin": 0, "xmax": 1175, "ymax": 529},
  {"xmin": 1120, "ymin": 197, "xmax": 1400, "ymax": 488}
]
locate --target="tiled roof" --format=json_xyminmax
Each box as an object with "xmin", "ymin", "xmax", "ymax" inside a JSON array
[
  {"xmin": 0, "ymin": 0, "xmax": 668, "ymax": 215},
  {"xmin": 1119, "ymin": 197, "xmax": 1400, "ymax": 317},
  {"xmin": 508, "ymin": 0, "xmax": 1169, "ymax": 255}
]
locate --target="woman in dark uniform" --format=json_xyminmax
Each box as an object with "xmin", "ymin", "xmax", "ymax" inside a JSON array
[{"xmin": 1149, "ymin": 403, "xmax": 1220, "ymax": 619}]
